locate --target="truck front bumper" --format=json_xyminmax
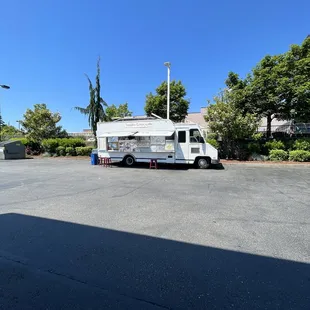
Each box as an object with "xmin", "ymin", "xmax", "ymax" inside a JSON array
[{"xmin": 211, "ymin": 159, "xmax": 220, "ymax": 165}]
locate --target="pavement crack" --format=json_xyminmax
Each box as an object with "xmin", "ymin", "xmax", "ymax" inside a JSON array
[
  {"xmin": 0, "ymin": 252, "xmax": 171, "ymax": 310},
  {"xmin": 112, "ymin": 179, "xmax": 155, "ymax": 198}
]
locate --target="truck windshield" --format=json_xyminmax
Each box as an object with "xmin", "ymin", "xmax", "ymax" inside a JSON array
[{"xmin": 190, "ymin": 129, "xmax": 204, "ymax": 143}]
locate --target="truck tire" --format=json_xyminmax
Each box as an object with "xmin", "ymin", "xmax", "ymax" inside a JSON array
[
  {"xmin": 123, "ymin": 155, "xmax": 135, "ymax": 167},
  {"xmin": 197, "ymin": 157, "xmax": 210, "ymax": 169}
]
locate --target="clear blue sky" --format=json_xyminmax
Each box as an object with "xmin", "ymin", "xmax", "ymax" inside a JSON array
[{"xmin": 0, "ymin": 0, "xmax": 309, "ymax": 132}]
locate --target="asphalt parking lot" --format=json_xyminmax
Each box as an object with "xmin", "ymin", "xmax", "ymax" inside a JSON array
[{"xmin": 0, "ymin": 159, "xmax": 309, "ymax": 309}]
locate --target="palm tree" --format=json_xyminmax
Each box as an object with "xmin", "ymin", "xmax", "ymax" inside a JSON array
[{"xmin": 75, "ymin": 57, "xmax": 108, "ymax": 146}]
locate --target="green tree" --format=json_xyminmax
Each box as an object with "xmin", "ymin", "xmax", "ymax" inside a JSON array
[
  {"xmin": 280, "ymin": 36, "xmax": 310, "ymax": 122},
  {"xmin": 0, "ymin": 115, "xmax": 4, "ymax": 141},
  {"xmin": 75, "ymin": 57, "xmax": 108, "ymax": 145},
  {"xmin": 0, "ymin": 115, "xmax": 4, "ymax": 127},
  {"xmin": 106, "ymin": 103, "xmax": 132, "ymax": 120},
  {"xmin": 145, "ymin": 80, "xmax": 190, "ymax": 122},
  {"xmin": 205, "ymin": 90, "xmax": 259, "ymax": 157},
  {"xmin": 19, "ymin": 103, "xmax": 67, "ymax": 141},
  {"xmin": 226, "ymin": 36, "xmax": 310, "ymax": 137},
  {"xmin": 1, "ymin": 124, "xmax": 23, "ymax": 140}
]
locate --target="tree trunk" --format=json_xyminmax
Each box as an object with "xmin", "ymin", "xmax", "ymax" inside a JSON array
[{"xmin": 267, "ymin": 114, "xmax": 272, "ymax": 138}]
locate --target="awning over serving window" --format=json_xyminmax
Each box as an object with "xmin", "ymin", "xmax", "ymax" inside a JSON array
[
  {"xmin": 98, "ymin": 131, "xmax": 137, "ymax": 137},
  {"xmin": 134, "ymin": 131, "xmax": 174, "ymax": 137}
]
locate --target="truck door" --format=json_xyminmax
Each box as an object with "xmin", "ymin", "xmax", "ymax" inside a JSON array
[
  {"xmin": 189, "ymin": 128, "xmax": 205, "ymax": 160},
  {"xmin": 176, "ymin": 130, "xmax": 189, "ymax": 163}
]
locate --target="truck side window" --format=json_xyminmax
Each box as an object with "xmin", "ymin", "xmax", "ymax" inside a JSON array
[
  {"xmin": 190, "ymin": 129, "xmax": 204, "ymax": 143},
  {"xmin": 178, "ymin": 131, "xmax": 186, "ymax": 143}
]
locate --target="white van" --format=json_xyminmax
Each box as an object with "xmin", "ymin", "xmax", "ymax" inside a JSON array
[{"xmin": 96, "ymin": 117, "xmax": 219, "ymax": 169}]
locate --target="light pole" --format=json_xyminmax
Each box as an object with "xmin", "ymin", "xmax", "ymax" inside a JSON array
[
  {"xmin": 0, "ymin": 84, "xmax": 10, "ymax": 141},
  {"xmin": 164, "ymin": 62, "xmax": 171, "ymax": 120}
]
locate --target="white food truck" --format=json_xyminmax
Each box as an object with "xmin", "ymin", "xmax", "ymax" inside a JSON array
[{"xmin": 96, "ymin": 117, "xmax": 219, "ymax": 169}]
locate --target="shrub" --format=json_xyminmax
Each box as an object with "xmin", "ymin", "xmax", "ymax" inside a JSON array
[
  {"xmin": 65, "ymin": 147, "xmax": 76, "ymax": 156},
  {"xmin": 75, "ymin": 146, "xmax": 93, "ymax": 156},
  {"xmin": 42, "ymin": 139, "xmax": 59, "ymax": 154},
  {"xmin": 269, "ymin": 149, "xmax": 288, "ymax": 161},
  {"xmin": 206, "ymin": 138, "xmax": 219, "ymax": 149},
  {"xmin": 247, "ymin": 142, "xmax": 261, "ymax": 154},
  {"xmin": 58, "ymin": 138, "xmax": 85, "ymax": 148},
  {"xmin": 293, "ymin": 138, "xmax": 310, "ymax": 151},
  {"xmin": 56, "ymin": 146, "xmax": 66, "ymax": 156},
  {"xmin": 265, "ymin": 140, "xmax": 285, "ymax": 151},
  {"xmin": 206, "ymin": 132, "xmax": 218, "ymax": 140},
  {"xmin": 252, "ymin": 132, "xmax": 264, "ymax": 141},
  {"xmin": 41, "ymin": 138, "xmax": 86, "ymax": 154},
  {"xmin": 289, "ymin": 150, "xmax": 310, "ymax": 162}
]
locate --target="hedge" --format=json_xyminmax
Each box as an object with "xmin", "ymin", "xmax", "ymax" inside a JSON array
[
  {"xmin": 289, "ymin": 150, "xmax": 310, "ymax": 162},
  {"xmin": 269, "ymin": 149, "xmax": 288, "ymax": 161},
  {"xmin": 41, "ymin": 138, "xmax": 86, "ymax": 154},
  {"xmin": 265, "ymin": 140, "xmax": 285, "ymax": 151},
  {"xmin": 56, "ymin": 146, "xmax": 66, "ymax": 156},
  {"xmin": 247, "ymin": 142, "xmax": 261, "ymax": 154},
  {"xmin": 206, "ymin": 138, "xmax": 219, "ymax": 149},
  {"xmin": 65, "ymin": 147, "xmax": 76, "ymax": 156},
  {"xmin": 293, "ymin": 138, "xmax": 310, "ymax": 151},
  {"xmin": 75, "ymin": 146, "xmax": 93, "ymax": 156}
]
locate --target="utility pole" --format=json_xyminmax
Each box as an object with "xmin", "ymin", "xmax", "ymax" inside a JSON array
[{"xmin": 164, "ymin": 62, "xmax": 171, "ymax": 120}]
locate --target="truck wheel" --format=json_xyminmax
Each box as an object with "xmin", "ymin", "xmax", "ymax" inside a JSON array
[
  {"xmin": 197, "ymin": 158, "xmax": 210, "ymax": 169},
  {"xmin": 123, "ymin": 155, "xmax": 135, "ymax": 167}
]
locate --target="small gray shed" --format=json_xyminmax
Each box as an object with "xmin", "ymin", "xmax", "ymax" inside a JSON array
[{"xmin": 0, "ymin": 140, "xmax": 26, "ymax": 160}]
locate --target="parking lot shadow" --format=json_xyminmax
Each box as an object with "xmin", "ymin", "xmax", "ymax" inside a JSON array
[
  {"xmin": 0, "ymin": 213, "xmax": 308, "ymax": 309},
  {"xmin": 113, "ymin": 162, "xmax": 224, "ymax": 170}
]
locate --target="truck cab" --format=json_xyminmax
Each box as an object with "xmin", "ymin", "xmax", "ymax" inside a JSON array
[{"xmin": 175, "ymin": 124, "xmax": 219, "ymax": 168}]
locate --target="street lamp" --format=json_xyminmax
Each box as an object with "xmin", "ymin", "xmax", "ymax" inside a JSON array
[
  {"xmin": 164, "ymin": 62, "xmax": 171, "ymax": 120},
  {"xmin": 0, "ymin": 84, "xmax": 10, "ymax": 141}
]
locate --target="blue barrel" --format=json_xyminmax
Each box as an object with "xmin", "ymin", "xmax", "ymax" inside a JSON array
[{"xmin": 91, "ymin": 153, "xmax": 98, "ymax": 165}]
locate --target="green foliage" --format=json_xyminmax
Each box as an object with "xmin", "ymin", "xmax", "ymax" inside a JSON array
[
  {"xmin": 293, "ymin": 138, "xmax": 310, "ymax": 151},
  {"xmin": 65, "ymin": 147, "xmax": 76, "ymax": 156},
  {"xmin": 289, "ymin": 150, "xmax": 310, "ymax": 162},
  {"xmin": 206, "ymin": 138, "xmax": 219, "ymax": 149},
  {"xmin": 57, "ymin": 138, "xmax": 85, "ymax": 148},
  {"xmin": 42, "ymin": 138, "xmax": 86, "ymax": 154},
  {"xmin": 269, "ymin": 149, "xmax": 289, "ymax": 161},
  {"xmin": 252, "ymin": 133, "xmax": 263, "ymax": 141},
  {"xmin": 265, "ymin": 140, "xmax": 285, "ymax": 151},
  {"xmin": 19, "ymin": 103, "xmax": 68, "ymax": 142},
  {"xmin": 0, "ymin": 115, "xmax": 4, "ymax": 127},
  {"xmin": 247, "ymin": 142, "xmax": 261, "ymax": 154},
  {"xmin": 75, "ymin": 146, "xmax": 93, "ymax": 156},
  {"xmin": 226, "ymin": 36, "xmax": 310, "ymax": 137},
  {"xmin": 205, "ymin": 90, "xmax": 259, "ymax": 141},
  {"xmin": 56, "ymin": 146, "xmax": 66, "ymax": 156},
  {"xmin": 206, "ymin": 132, "xmax": 218, "ymax": 140},
  {"xmin": 145, "ymin": 80, "xmax": 190, "ymax": 122},
  {"xmin": 106, "ymin": 103, "xmax": 132, "ymax": 120},
  {"xmin": 75, "ymin": 57, "xmax": 108, "ymax": 145},
  {"xmin": 205, "ymin": 90, "xmax": 260, "ymax": 159},
  {"xmin": 0, "ymin": 124, "xmax": 23, "ymax": 140},
  {"xmin": 42, "ymin": 139, "xmax": 59, "ymax": 154}
]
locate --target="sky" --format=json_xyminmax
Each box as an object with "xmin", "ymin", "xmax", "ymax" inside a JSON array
[{"xmin": 0, "ymin": 0, "xmax": 309, "ymax": 132}]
